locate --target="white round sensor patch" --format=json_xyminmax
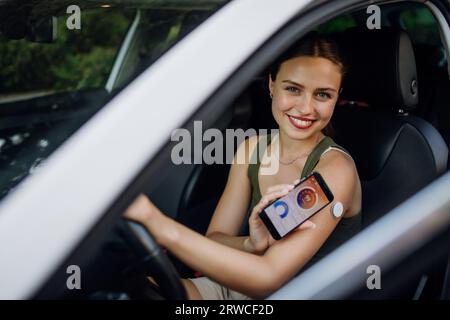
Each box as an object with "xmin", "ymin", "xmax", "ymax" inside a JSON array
[{"xmin": 331, "ymin": 201, "xmax": 344, "ymax": 218}]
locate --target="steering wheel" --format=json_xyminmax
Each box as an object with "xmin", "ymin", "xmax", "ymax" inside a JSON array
[{"xmin": 116, "ymin": 218, "xmax": 187, "ymax": 300}]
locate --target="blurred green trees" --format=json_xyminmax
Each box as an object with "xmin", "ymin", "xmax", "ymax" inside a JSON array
[{"xmin": 0, "ymin": 9, "xmax": 131, "ymax": 94}]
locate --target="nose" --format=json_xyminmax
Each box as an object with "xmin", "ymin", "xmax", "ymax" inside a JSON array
[{"xmin": 294, "ymin": 92, "xmax": 314, "ymax": 115}]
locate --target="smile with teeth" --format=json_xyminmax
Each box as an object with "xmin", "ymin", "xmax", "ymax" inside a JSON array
[{"xmin": 287, "ymin": 114, "xmax": 316, "ymax": 129}]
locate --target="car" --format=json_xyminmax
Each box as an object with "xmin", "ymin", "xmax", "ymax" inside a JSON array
[{"xmin": 0, "ymin": 0, "xmax": 449, "ymax": 300}]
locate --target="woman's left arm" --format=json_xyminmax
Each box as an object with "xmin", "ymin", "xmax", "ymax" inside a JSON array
[
  {"xmin": 260, "ymin": 151, "xmax": 358, "ymax": 295},
  {"xmin": 124, "ymin": 151, "xmax": 358, "ymax": 299}
]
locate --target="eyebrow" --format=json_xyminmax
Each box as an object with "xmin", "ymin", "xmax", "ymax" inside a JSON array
[{"xmin": 281, "ymin": 80, "xmax": 338, "ymax": 92}]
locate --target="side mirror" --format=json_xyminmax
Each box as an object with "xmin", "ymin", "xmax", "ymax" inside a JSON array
[
  {"xmin": 27, "ymin": 17, "xmax": 58, "ymax": 43},
  {"xmin": 0, "ymin": 15, "xmax": 57, "ymax": 42}
]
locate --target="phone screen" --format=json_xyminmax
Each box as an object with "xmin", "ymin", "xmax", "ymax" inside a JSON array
[{"xmin": 260, "ymin": 172, "xmax": 333, "ymax": 239}]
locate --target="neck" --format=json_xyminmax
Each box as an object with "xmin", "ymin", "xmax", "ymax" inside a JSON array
[{"xmin": 277, "ymin": 130, "xmax": 325, "ymax": 159}]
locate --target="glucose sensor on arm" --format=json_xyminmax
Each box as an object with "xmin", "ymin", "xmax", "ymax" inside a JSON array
[{"xmin": 331, "ymin": 201, "xmax": 343, "ymax": 218}]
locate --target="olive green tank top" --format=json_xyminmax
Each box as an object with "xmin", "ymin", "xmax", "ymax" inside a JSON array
[{"xmin": 242, "ymin": 134, "xmax": 361, "ymax": 272}]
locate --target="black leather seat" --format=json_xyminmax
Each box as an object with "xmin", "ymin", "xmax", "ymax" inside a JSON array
[{"xmin": 333, "ymin": 27, "xmax": 448, "ymax": 227}]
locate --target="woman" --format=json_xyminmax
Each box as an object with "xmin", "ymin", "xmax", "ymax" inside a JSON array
[{"xmin": 124, "ymin": 32, "xmax": 362, "ymax": 300}]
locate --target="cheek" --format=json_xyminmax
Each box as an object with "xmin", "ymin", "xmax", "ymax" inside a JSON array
[
  {"xmin": 271, "ymin": 99, "xmax": 286, "ymax": 126},
  {"xmin": 272, "ymin": 94, "xmax": 293, "ymax": 112},
  {"xmin": 317, "ymin": 101, "xmax": 336, "ymax": 120}
]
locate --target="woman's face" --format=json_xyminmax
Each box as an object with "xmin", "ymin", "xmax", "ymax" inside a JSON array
[{"xmin": 269, "ymin": 56, "xmax": 342, "ymax": 141}]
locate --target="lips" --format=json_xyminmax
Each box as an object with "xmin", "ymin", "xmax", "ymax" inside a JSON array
[{"xmin": 287, "ymin": 114, "xmax": 316, "ymax": 130}]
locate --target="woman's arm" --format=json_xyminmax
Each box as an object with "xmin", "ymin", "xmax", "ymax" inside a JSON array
[
  {"xmin": 125, "ymin": 149, "xmax": 358, "ymax": 299},
  {"xmin": 133, "ymin": 199, "xmax": 278, "ymax": 298},
  {"xmin": 205, "ymin": 233, "xmax": 262, "ymax": 254}
]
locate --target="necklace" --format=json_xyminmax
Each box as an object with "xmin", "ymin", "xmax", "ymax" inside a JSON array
[{"xmin": 273, "ymin": 134, "xmax": 322, "ymax": 166}]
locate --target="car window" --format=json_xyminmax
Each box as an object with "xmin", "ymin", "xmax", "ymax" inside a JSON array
[
  {"xmin": 316, "ymin": 3, "xmax": 447, "ymax": 83},
  {"xmin": 0, "ymin": 1, "xmax": 228, "ymax": 200},
  {"xmin": 0, "ymin": 9, "xmax": 133, "ymax": 100},
  {"xmin": 316, "ymin": 14, "xmax": 358, "ymax": 34},
  {"xmin": 317, "ymin": 3, "xmax": 442, "ymax": 47},
  {"xmin": 399, "ymin": 6, "xmax": 441, "ymax": 46}
]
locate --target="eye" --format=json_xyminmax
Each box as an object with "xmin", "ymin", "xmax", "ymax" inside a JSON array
[
  {"xmin": 285, "ymin": 86, "xmax": 300, "ymax": 93},
  {"xmin": 316, "ymin": 91, "xmax": 332, "ymax": 100}
]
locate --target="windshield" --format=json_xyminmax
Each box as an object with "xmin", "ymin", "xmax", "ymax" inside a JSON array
[{"xmin": 0, "ymin": 0, "xmax": 227, "ymax": 199}]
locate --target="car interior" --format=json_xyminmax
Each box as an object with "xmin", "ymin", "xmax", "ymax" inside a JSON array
[
  {"xmin": 18, "ymin": 1, "xmax": 450, "ymax": 299},
  {"xmin": 142, "ymin": 2, "xmax": 450, "ymax": 299},
  {"xmin": 139, "ymin": 0, "xmax": 442, "ymax": 260}
]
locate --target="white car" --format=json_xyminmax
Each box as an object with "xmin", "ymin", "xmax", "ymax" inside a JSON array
[{"xmin": 0, "ymin": 0, "xmax": 449, "ymax": 300}]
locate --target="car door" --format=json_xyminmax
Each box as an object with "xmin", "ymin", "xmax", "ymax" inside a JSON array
[{"xmin": 0, "ymin": 0, "xmax": 313, "ymax": 299}]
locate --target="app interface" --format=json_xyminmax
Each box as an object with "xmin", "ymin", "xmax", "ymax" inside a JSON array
[{"xmin": 264, "ymin": 175, "xmax": 330, "ymax": 237}]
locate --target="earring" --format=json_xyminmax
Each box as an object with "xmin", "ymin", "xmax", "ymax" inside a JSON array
[{"xmin": 270, "ymin": 92, "xmax": 273, "ymax": 99}]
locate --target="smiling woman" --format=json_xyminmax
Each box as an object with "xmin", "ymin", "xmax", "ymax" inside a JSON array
[
  {"xmin": 268, "ymin": 32, "xmax": 345, "ymax": 139},
  {"xmin": 0, "ymin": 0, "xmax": 447, "ymax": 302},
  {"xmin": 124, "ymin": 32, "xmax": 362, "ymax": 300}
]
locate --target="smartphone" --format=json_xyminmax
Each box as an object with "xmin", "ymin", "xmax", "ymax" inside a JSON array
[{"xmin": 259, "ymin": 172, "xmax": 334, "ymax": 240}]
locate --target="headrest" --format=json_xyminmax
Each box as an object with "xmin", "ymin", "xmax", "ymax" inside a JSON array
[{"xmin": 335, "ymin": 27, "xmax": 418, "ymax": 111}]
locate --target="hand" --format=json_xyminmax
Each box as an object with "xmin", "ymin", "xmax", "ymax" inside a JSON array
[
  {"xmin": 123, "ymin": 194, "xmax": 162, "ymax": 233},
  {"xmin": 247, "ymin": 179, "xmax": 316, "ymax": 254},
  {"xmin": 123, "ymin": 194, "xmax": 178, "ymax": 247}
]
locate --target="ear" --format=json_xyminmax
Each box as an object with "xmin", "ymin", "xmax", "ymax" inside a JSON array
[{"xmin": 268, "ymin": 74, "xmax": 274, "ymax": 96}]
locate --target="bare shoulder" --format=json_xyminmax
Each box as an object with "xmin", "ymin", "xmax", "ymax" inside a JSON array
[
  {"xmin": 317, "ymin": 148, "xmax": 358, "ymax": 179},
  {"xmin": 315, "ymin": 148, "xmax": 359, "ymax": 207}
]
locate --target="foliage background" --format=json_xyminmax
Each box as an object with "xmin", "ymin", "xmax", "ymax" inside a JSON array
[{"xmin": 0, "ymin": 9, "xmax": 131, "ymax": 95}]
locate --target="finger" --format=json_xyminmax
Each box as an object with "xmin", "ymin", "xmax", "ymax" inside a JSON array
[
  {"xmin": 266, "ymin": 183, "xmax": 295, "ymax": 194},
  {"xmin": 261, "ymin": 188, "xmax": 292, "ymax": 203},
  {"xmin": 123, "ymin": 194, "xmax": 155, "ymax": 221},
  {"xmin": 251, "ymin": 185, "xmax": 296, "ymax": 220},
  {"xmin": 250, "ymin": 202, "xmax": 267, "ymax": 219},
  {"xmin": 251, "ymin": 189, "xmax": 291, "ymax": 219},
  {"xmin": 250, "ymin": 193, "xmax": 280, "ymax": 219},
  {"xmin": 250, "ymin": 202, "xmax": 264, "ymax": 219}
]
